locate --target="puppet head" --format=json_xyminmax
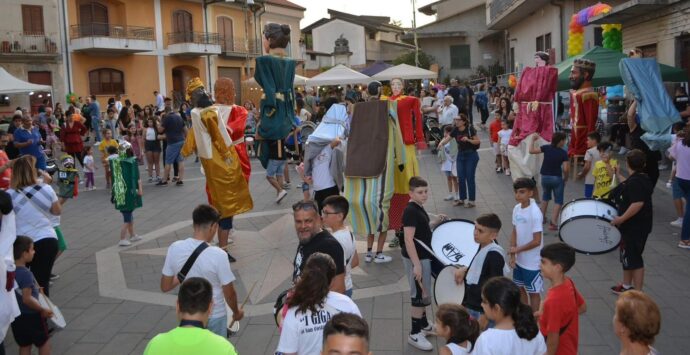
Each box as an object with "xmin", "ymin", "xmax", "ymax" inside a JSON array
[
  {"xmin": 187, "ymin": 77, "xmax": 214, "ymax": 108},
  {"xmin": 534, "ymin": 51, "xmax": 549, "ymax": 67},
  {"xmin": 214, "ymin": 77, "xmax": 236, "ymax": 105},
  {"xmin": 263, "ymin": 23, "xmax": 291, "ymax": 53},
  {"xmin": 60, "ymin": 155, "xmax": 75, "ymax": 169},
  {"xmin": 569, "ymin": 59, "xmax": 596, "ymax": 90},
  {"xmin": 391, "ymin": 78, "xmax": 403, "ymax": 97}
]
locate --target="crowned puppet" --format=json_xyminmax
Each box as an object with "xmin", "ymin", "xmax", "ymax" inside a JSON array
[
  {"xmin": 568, "ymin": 59, "xmax": 598, "ymax": 156},
  {"xmin": 110, "ymin": 141, "xmax": 142, "ymax": 213},
  {"xmin": 387, "ymin": 78, "xmax": 425, "ymax": 231},
  {"xmin": 214, "ymin": 77, "xmax": 251, "ymax": 182},
  {"xmin": 181, "ymin": 78, "xmax": 253, "ymax": 220},
  {"xmin": 345, "ymin": 81, "xmax": 404, "ymax": 244},
  {"xmin": 255, "ymin": 23, "xmax": 297, "ymax": 169},
  {"xmin": 507, "ymin": 52, "xmax": 558, "ymax": 180}
]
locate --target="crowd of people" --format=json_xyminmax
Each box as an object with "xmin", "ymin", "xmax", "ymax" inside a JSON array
[{"xmin": 0, "ymin": 65, "xmax": 687, "ymax": 354}]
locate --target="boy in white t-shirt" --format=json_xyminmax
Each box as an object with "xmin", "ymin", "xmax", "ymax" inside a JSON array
[
  {"xmin": 160, "ymin": 204, "xmax": 243, "ymax": 338},
  {"xmin": 577, "ymin": 131, "xmax": 601, "ymax": 198},
  {"xmin": 322, "ymin": 195, "xmax": 359, "ymax": 298},
  {"xmin": 509, "ymin": 178, "xmax": 543, "ymax": 313},
  {"xmin": 497, "ymin": 120, "xmax": 513, "ymax": 176}
]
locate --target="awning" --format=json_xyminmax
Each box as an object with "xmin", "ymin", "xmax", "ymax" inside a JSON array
[
  {"xmin": 372, "ymin": 63, "xmax": 438, "ymax": 81},
  {"xmin": 306, "ymin": 64, "xmax": 371, "ymax": 86},
  {"xmin": 0, "ymin": 67, "xmax": 52, "ymax": 94}
]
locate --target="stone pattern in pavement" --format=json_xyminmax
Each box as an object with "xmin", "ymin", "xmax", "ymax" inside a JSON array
[{"xmin": 3, "ymin": 123, "xmax": 689, "ymax": 355}]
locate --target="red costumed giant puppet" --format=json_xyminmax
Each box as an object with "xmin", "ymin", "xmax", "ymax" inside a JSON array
[
  {"xmin": 215, "ymin": 77, "xmax": 251, "ymax": 182},
  {"xmin": 507, "ymin": 52, "xmax": 558, "ymax": 180},
  {"xmin": 568, "ymin": 59, "xmax": 598, "ymax": 157}
]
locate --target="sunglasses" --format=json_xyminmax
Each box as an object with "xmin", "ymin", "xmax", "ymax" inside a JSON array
[{"xmin": 292, "ymin": 200, "xmax": 318, "ymax": 211}]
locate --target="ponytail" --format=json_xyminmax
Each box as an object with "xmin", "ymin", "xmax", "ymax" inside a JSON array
[
  {"xmin": 482, "ymin": 276, "xmax": 539, "ymax": 341},
  {"xmin": 436, "ymin": 304, "xmax": 480, "ymax": 350},
  {"xmin": 512, "ymin": 303, "xmax": 540, "ymax": 340},
  {"xmin": 287, "ymin": 253, "xmax": 336, "ymax": 314}
]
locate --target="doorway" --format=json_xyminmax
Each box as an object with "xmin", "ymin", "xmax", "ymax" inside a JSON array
[
  {"xmin": 79, "ymin": 1, "xmax": 109, "ymax": 36},
  {"xmin": 217, "ymin": 17, "xmax": 234, "ymax": 52},
  {"xmin": 28, "ymin": 71, "xmax": 52, "ymax": 114},
  {"xmin": 172, "ymin": 66, "xmax": 199, "ymax": 108}
]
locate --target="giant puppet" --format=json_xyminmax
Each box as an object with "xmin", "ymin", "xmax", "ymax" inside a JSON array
[
  {"xmin": 568, "ymin": 59, "xmax": 598, "ymax": 157},
  {"xmin": 344, "ymin": 81, "xmax": 404, "ymax": 239},
  {"xmin": 214, "ymin": 77, "xmax": 251, "ymax": 182},
  {"xmin": 254, "ymin": 23, "xmax": 296, "ymax": 169},
  {"xmin": 387, "ymin": 78, "xmax": 425, "ymax": 230},
  {"xmin": 507, "ymin": 52, "xmax": 558, "ymax": 180},
  {"xmin": 181, "ymin": 78, "xmax": 253, "ymax": 220}
]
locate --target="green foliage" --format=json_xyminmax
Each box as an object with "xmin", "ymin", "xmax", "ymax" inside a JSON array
[{"xmin": 393, "ymin": 50, "xmax": 435, "ymax": 70}]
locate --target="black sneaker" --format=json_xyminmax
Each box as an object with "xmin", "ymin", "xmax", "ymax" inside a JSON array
[
  {"xmin": 156, "ymin": 180, "xmax": 168, "ymax": 186},
  {"xmin": 227, "ymin": 252, "xmax": 237, "ymax": 263}
]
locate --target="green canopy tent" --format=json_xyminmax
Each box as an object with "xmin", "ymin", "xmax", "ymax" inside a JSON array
[{"xmin": 555, "ymin": 46, "xmax": 688, "ymax": 91}]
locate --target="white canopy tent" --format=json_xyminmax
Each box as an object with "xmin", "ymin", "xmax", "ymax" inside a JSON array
[
  {"xmin": 306, "ymin": 64, "xmax": 371, "ymax": 86},
  {"xmin": 372, "ymin": 63, "xmax": 437, "ymax": 81},
  {"xmin": 0, "ymin": 67, "xmax": 52, "ymax": 94},
  {"xmin": 243, "ymin": 74, "xmax": 308, "ymax": 87}
]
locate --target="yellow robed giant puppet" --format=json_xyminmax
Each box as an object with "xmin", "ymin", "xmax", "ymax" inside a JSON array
[{"xmin": 182, "ymin": 78, "xmax": 253, "ymax": 223}]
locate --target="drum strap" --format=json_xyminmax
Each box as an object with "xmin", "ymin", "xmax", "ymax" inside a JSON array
[
  {"xmin": 177, "ymin": 242, "xmax": 209, "ymax": 283},
  {"xmin": 559, "ymin": 278, "xmax": 578, "ymax": 335}
]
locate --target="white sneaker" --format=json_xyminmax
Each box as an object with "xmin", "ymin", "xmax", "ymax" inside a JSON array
[
  {"xmin": 365, "ymin": 252, "xmax": 373, "ymax": 263},
  {"xmin": 671, "ymin": 218, "xmax": 684, "ymax": 228},
  {"xmin": 129, "ymin": 235, "xmax": 142, "ymax": 242},
  {"xmin": 658, "ymin": 163, "xmax": 669, "ymax": 171},
  {"xmin": 408, "ymin": 332, "xmax": 433, "ymax": 351},
  {"xmin": 118, "ymin": 239, "xmax": 132, "ymax": 247},
  {"xmin": 276, "ymin": 190, "xmax": 288, "ymax": 203},
  {"xmin": 374, "ymin": 254, "xmax": 393, "ymax": 263},
  {"xmin": 443, "ymin": 194, "xmax": 454, "ymax": 201}
]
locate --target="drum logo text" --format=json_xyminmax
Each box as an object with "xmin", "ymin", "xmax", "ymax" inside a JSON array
[{"xmin": 442, "ymin": 243, "xmax": 465, "ymax": 263}]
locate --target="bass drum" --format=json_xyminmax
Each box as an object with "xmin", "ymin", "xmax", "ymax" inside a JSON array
[
  {"xmin": 433, "ymin": 265, "xmax": 465, "ymax": 306},
  {"xmin": 559, "ymin": 198, "xmax": 621, "ymax": 254},
  {"xmin": 299, "ymin": 121, "xmax": 317, "ymax": 141},
  {"xmin": 431, "ymin": 219, "xmax": 479, "ymax": 266}
]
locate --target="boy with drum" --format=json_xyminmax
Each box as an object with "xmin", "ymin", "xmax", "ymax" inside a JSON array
[
  {"xmin": 453, "ymin": 213, "xmax": 510, "ymax": 330},
  {"xmin": 509, "ymin": 177, "xmax": 544, "ymax": 312},
  {"xmin": 401, "ymin": 176, "xmax": 448, "ymax": 351}
]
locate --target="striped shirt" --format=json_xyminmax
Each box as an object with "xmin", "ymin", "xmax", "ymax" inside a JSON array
[{"xmin": 8, "ymin": 183, "xmax": 58, "ymax": 242}]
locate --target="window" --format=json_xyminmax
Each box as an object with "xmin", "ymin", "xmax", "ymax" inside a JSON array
[
  {"xmin": 310, "ymin": 54, "xmax": 316, "ymax": 61},
  {"xmin": 450, "ymin": 45, "xmax": 471, "ymax": 69},
  {"xmin": 639, "ymin": 44, "xmax": 657, "ymax": 58},
  {"xmin": 369, "ymin": 32, "xmax": 375, "ymax": 40},
  {"xmin": 89, "ymin": 68, "xmax": 124, "ymax": 95},
  {"xmin": 545, "ymin": 33, "xmax": 551, "ymax": 51},
  {"xmin": 22, "ymin": 5, "xmax": 44, "ymax": 34},
  {"xmin": 594, "ymin": 27, "xmax": 603, "ymax": 47},
  {"xmin": 536, "ymin": 33, "xmax": 551, "ymax": 52},
  {"xmin": 536, "ymin": 37, "xmax": 543, "ymax": 52},
  {"xmin": 79, "ymin": 2, "xmax": 109, "ymax": 36},
  {"xmin": 172, "ymin": 10, "xmax": 193, "ymax": 42},
  {"xmin": 217, "ymin": 16, "xmax": 234, "ymax": 51}
]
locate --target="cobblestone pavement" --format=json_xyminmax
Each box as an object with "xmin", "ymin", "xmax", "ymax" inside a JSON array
[{"xmin": 4, "ymin": 125, "xmax": 689, "ymax": 355}]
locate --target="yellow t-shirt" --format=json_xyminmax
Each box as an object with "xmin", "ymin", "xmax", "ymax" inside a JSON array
[
  {"xmin": 592, "ymin": 159, "xmax": 618, "ymax": 198},
  {"xmin": 99, "ymin": 139, "xmax": 119, "ymax": 161}
]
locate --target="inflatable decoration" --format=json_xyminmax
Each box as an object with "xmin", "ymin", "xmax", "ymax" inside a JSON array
[
  {"xmin": 567, "ymin": 3, "xmax": 619, "ymax": 57},
  {"xmin": 508, "ymin": 74, "xmax": 517, "ymax": 89}
]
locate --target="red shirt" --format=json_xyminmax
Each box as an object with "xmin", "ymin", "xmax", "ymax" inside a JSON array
[
  {"xmin": 489, "ymin": 119, "xmax": 502, "ymax": 143},
  {"xmin": 389, "ymin": 95, "xmax": 424, "ymax": 146},
  {"xmin": 539, "ymin": 277, "xmax": 585, "ymax": 355},
  {"xmin": 0, "ymin": 150, "xmax": 10, "ymax": 189}
]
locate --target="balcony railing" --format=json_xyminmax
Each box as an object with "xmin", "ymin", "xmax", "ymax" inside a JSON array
[
  {"xmin": 220, "ymin": 37, "xmax": 260, "ymax": 55},
  {"xmin": 168, "ymin": 32, "xmax": 220, "ymax": 45},
  {"xmin": 0, "ymin": 32, "xmax": 59, "ymax": 55},
  {"xmin": 70, "ymin": 23, "xmax": 154, "ymax": 40},
  {"xmin": 488, "ymin": 0, "xmax": 518, "ymax": 23}
]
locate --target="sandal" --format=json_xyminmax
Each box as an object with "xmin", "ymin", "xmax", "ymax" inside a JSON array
[
  {"xmin": 465, "ymin": 202, "xmax": 475, "ymax": 208},
  {"xmin": 453, "ymin": 200, "xmax": 465, "ymax": 206},
  {"xmin": 678, "ymin": 240, "xmax": 690, "ymax": 249}
]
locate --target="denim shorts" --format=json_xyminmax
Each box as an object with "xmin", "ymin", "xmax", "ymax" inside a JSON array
[
  {"xmin": 541, "ymin": 175, "xmax": 565, "ymax": 205},
  {"xmin": 164, "ymin": 141, "xmax": 184, "ymax": 165},
  {"xmin": 121, "ymin": 211, "xmax": 133, "ymax": 223},
  {"xmin": 219, "ymin": 216, "xmax": 233, "ymax": 231},
  {"xmin": 207, "ymin": 315, "xmax": 227, "ymax": 338},
  {"xmin": 266, "ymin": 159, "xmax": 286, "ymax": 177},
  {"xmin": 672, "ymin": 178, "xmax": 683, "ymax": 200},
  {"xmin": 512, "ymin": 264, "xmax": 543, "ymax": 294}
]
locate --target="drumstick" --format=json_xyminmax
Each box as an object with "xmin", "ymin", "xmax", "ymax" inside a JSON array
[
  {"xmin": 228, "ymin": 281, "xmax": 257, "ymax": 330},
  {"xmin": 413, "ymin": 239, "xmax": 448, "ymax": 266}
]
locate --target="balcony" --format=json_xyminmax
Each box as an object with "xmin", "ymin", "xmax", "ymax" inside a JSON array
[
  {"xmin": 487, "ymin": 0, "xmax": 550, "ymax": 30},
  {"xmin": 0, "ymin": 32, "xmax": 60, "ymax": 62},
  {"xmin": 219, "ymin": 37, "xmax": 261, "ymax": 58},
  {"xmin": 167, "ymin": 32, "xmax": 222, "ymax": 56},
  {"xmin": 70, "ymin": 23, "xmax": 155, "ymax": 54}
]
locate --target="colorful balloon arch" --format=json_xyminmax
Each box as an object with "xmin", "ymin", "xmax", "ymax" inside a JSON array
[{"xmin": 567, "ymin": 3, "xmax": 622, "ymax": 57}]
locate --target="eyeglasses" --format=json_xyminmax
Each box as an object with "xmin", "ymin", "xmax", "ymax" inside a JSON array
[
  {"xmin": 321, "ymin": 209, "xmax": 340, "ymax": 216},
  {"xmin": 292, "ymin": 200, "xmax": 318, "ymax": 212}
]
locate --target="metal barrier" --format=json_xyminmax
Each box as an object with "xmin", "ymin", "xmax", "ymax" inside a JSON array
[
  {"xmin": 70, "ymin": 23, "xmax": 154, "ymax": 40},
  {"xmin": 0, "ymin": 32, "xmax": 59, "ymax": 54},
  {"xmin": 167, "ymin": 32, "xmax": 220, "ymax": 45}
]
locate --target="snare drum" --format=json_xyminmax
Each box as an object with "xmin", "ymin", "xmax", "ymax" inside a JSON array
[
  {"xmin": 559, "ymin": 198, "xmax": 621, "ymax": 254},
  {"xmin": 432, "ymin": 219, "xmax": 479, "ymax": 266},
  {"xmin": 433, "ymin": 265, "xmax": 465, "ymax": 306},
  {"xmin": 273, "ymin": 289, "xmax": 291, "ymax": 329}
]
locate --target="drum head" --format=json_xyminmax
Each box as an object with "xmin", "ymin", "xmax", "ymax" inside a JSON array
[
  {"xmin": 432, "ymin": 219, "xmax": 479, "ymax": 266},
  {"xmin": 559, "ymin": 218, "xmax": 621, "ymax": 254},
  {"xmin": 434, "ymin": 265, "xmax": 465, "ymax": 306}
]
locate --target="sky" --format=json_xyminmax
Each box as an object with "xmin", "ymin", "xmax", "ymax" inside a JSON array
[{"xmin": 289, "ymin": 0, "xmax": 438, "ymax": 29}]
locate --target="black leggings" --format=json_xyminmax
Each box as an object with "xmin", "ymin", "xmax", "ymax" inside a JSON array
[
  {"xmin": 69, "ymin": 151, "xmax": 84, "ymax": 168},
  {"xmin": 314, "ymin": 185, "xmax": 340, "ymax": 212},
  {"xmin": 28, "ymin": 238, "xmax": 58, "ymax": 297}
]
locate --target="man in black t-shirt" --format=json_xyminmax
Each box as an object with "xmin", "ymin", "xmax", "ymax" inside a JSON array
[
  {"xmin": 626, "ymin": 100, "xmax": 660, "ymax": 187},
  {"xmin": 292, "ymin": 200, "xmax": 345, "ymax": 293},
  {"xmin": 447, "ymin": 79, "xmax": 465, "ymax": 114},
  {"xmin": 673, "ymin": 86, "xmax": 690, "ymax": 123},
  {"xmin": 610, "ymin": 150, "xmax": 653, "ymax": 294},
  {"xmin": 401, "ymin": 177, "xmax": 448, "ymax": 351}
]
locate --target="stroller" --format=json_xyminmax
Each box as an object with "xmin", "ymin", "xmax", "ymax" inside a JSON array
[{"xmin": 424, "ymin": 115, "xmax": 442, "ymax": 154}]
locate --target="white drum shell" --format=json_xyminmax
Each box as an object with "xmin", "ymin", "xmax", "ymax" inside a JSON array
[
  {"xmin": 559, "ymin": 199, "xmax": 621, "ymax": 254},
  {"xmin": 431, "ymin": 220, "xmax": 479, "ymax": 266},
  {"xmin": 434, "ymin": 265, "xmax": 465, "ymax": 306}
]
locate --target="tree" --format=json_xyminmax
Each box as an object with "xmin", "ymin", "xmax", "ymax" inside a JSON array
[
  {"xmin": 390, "ymin": 19, "xmax": 403, "ymax": 27},
  {"xmin": 393, "ymin": 50, "xmax": 435, "ymax": 70}
]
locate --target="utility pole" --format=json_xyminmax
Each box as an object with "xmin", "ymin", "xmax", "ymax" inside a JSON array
[{"xmin": 411, "ymin": 0, "xmax": 419, "ymax": 67}]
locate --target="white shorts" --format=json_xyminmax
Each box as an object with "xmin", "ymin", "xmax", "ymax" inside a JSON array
[{"xmin": 492, "ymin": 142, "xmax": 500, "ymax": 156}]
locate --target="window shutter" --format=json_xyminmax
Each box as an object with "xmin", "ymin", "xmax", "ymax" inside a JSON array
[
  {"xmin": 22, "ymin": 5, "xmax": 44, "ymax": 34},
  {"xmin": 450, "ymin": 45, "xmax": 471, "ymax": 69}
]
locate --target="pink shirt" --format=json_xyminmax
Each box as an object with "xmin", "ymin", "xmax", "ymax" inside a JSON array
[{"xmin": 670, "ymin": 140, "xmax": 690, "ymax": 180}]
